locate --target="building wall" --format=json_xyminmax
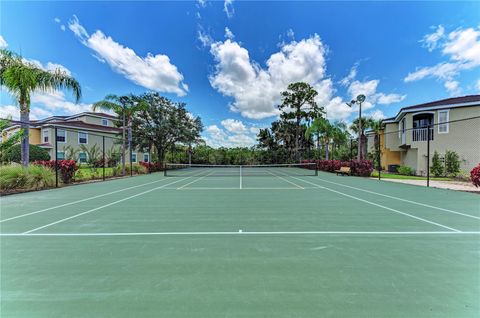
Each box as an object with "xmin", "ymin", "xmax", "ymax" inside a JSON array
[
  {"xmin": 1, "ymin": 127, "xmax": 41, "ymax": 144},
  {"xmin": 42, "ymin": 127, "xmax": 151, "ymax": 164},
  {"xmin": 73, "ymin": 115, "xmax": 114, "ymax": 127},
  {"xmin": 384, "ymin": 105, "xmax": 480, "ymax": 174}
]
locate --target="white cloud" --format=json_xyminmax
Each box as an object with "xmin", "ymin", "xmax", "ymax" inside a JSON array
[
  {"xmin": 54, "ymin": 17, "xmax": 61, "ymax": 23},
  {"xmin": 421, "ymin": 25, "xmax": 445, "ymax": 52},
  {"xmin": 339, "ymin": 63, "xmax": 358, "ymax": 87},
  {"xmin": 221, "ymin": 118, "xmax": 246, "ymax": 134},
  {"xmin": 209, "ymin": 35, "xmax": 327, "ymax": 119},
  {"xmin": 204, "ymin": 119, "xmax": 258, "ymax": 148},
  {"xmin": 444, "ymin": 80, "xmax": 461, "ymax": 96},
  {"xmin": 0, "ymin": 35, "xmax": 8, "ymax": 48},
  {"xmin": 224, "ymin": 27, "xmax": 234, "ymax": 40},
  {"xmin": 376, "ymin": 93, "xmax": 406, "ymax": 105},
  {"xmin": 31, "ymin": 107, "xmax": 53, "ymax": 119},
  {"xmin": 405, "ymin": 26, "xmax": 480, "ymax": 94},
  {"xmin": 197, "ymin": 0, "xmax": 207, "ymax": 8},
  {"xmin": 32, "ymin": 91, "xmax": 92, "ymax": 115},
  {"xmin": 286, "ymin": 29, "xmax": 295, "ymax": 40},
  {"xmin": 0, "ymin": 105, "xmax": 19, "ymax": 120},
  {"xmin": 224, "ymin": 0, "xmax": 235, "ymax": 19},
  {"xmin": 366, "ymin": 109, "xmax": 386, "ymax": 120},
  {"xmin": 198, "ymin": 29, "xmax": 213, "ymax": 47},
  {"xmin": 60, "ymin": 25, "xmax": 66, "ymax": 32},
  {"xmin": 68, "ymin": 15, "xmax": 187, "ymax": 96}
]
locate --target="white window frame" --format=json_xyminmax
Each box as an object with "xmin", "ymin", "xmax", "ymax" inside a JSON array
[
  {"xmin": 78, "ymin": 131, "xmax": 88, "ymax": 144},
  {"xmin": 143, "ymin": 153, "xmax": 149, "ymax": 163},
  {"xmin": 78, "ymin": 152, "xmax": 88, "ymax": 164},
  {"xmin": 57, "ymin": 129, "xmax": 67, "ymax": 143},
  {"xmin": 43, "ymin": 129, "xmax": 49, "ymax": 143},
  {"xmin": 437, "ymin": 110, "xmax": 449, "ymax": 134},
  {"xmin": 131, "ymin": 152, "xmax": 137, "ymax": 163},
  {"xmin": 101, "ymin": 119, "xmax": 109, "ymax": 126},
  {"xmin": 57, "ymin": 151, "xmax": 65, "ymax": 160}
]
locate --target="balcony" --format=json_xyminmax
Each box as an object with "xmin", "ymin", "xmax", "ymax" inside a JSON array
[{"xmin": 413, "ymin": 127, "xmax": 434, "ymax": 142}]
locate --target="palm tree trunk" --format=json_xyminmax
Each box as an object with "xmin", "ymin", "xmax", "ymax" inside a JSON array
[
  {"xmin": 325, "ymin": 141, "xmax": 329, "ymax": 160},
  {"xmin": 122, "ymin": 112, "xmax": 126, "ymax": 176},
  {"xmin": 20, "ymin": 108, "xmax": 30, "ymax": 167}
]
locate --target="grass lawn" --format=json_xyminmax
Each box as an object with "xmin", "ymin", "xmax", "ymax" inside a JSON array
[{"xmin": 371, "ymin": 171, "xmax": 453, "ymax": 181}]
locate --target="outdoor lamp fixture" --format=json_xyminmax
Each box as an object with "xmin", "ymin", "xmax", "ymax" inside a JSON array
[{"xmin": 346, "ymin": 94, "xmax": 366, "ymax": 160}]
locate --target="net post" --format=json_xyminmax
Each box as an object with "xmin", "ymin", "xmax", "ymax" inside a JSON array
[
  {"xmin": 54, "ymin": 127, "xmax": 59, "ymax": 188},
  {"xmin": 426, "ymin": 124, "xmax": 431, "ymax": 187},
  {"xmin": 164, "ymin": 164, "xmax": 167, "ymax": 177},
  {"xmin": 315, "ymin": 164, "xmax": 318, "ymax": 176},
  {"xmin": 102, "ymin": 136, "xmax": 106, "ymax": 181},
  {"xmin": 377, "ymin": 132, "xmax": 381, "ymax": 181}
]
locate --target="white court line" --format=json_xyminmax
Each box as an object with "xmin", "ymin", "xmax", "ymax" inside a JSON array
[
  {"xmin": 22, "ymin": 176, "xmax": 197, "ymax": 234},
  {"xmin": 2, "ymin": 231, "xmax": 479, "ymax": 237},
  {"xmin": 288, "ymin": 175, "xmax": 461, "ymax": 233},
  {"xmin": 315, "ymin": 173, "xmax": 480, "ymax": 220},
  {"xmin": 174, "ymin": 187, "xmax": 305, "ymax": 190},
  {"xmin": 176, "ymin": 170, "xmax": 214, "ymax": 189},
  {"xmin": 0, "ymin": 176, "xmax": 171, "ymax": 224},
  {"xmin": 266, "ymin": 170, "xmax": 304, "ymax": 189}
]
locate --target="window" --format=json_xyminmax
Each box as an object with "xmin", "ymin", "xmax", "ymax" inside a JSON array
[
  {"xmin": 78, "ymin": 132, "xmax": 88, "ymax": 144},
  {"xmin": 57, "ymin": 129, "xmax": 66, "ymax": 142},
  {"xmin": 143, "ymin": 153, "xmax": 149, "ymax": 163},
  {"xmin": 43, "ymin": 129, "xmax": 49, "ymax": 143},
  {"xmin": 57, "ymin": 152, "xmax": 65, "ymax": 160},
  {"xmin": 438, "ymin": 110, "xmax": 449, "ymax": 134},
  {"xmin": 79, "ymin": 152, "xmax": 87, "ymax": 164},
  {"xmin": 101, "ymin": 119, "xmax": 109, "ymax": 126},
  {"xmin": 131, "ymin": 153, "xmax": 137, "ymax": 163}
]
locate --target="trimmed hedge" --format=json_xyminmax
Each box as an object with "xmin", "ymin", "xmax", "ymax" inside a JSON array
[
  {"xmin": 3, "ymin": 144, "xmax": 50, "ymax": 163},
  {"xmin": 302, "ymin": 159, "xmax": 373, "ymax": 177},
  {"xmin": 471, "ymin": 164, "xmax": 480, "ymax": 188}
]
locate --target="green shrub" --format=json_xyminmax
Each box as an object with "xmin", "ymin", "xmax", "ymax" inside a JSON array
[
  {"xmin": 0, "ymin": 164, "xmax": 29, "ymax": 190},
  {"xmin": 122, "ymin": 164, "xmax": 148, "ymax": 175},
  {"xmin": 444, "ymin": 150, "xmax": 460, "ymax": 177},
  {"xmin": 3, "ymin": 144, "xmax": 50, "ymax": 163},
  {"xmin": 27, "ymin": 165, "xmax": 55, "ymax": 189},
  {"xmin": 430, "ymin": 151, "xmax": 444, "ymax": 177},
  {"xmin": 397, "ymin": 165, "xmax": 414, "ymax": 176},
  {"xmin": 0, "ymin": 164, "xmax": 54, "ymax": 191}
]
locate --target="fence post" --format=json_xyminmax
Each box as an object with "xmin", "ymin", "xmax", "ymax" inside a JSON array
[
  {"xmin": 426, "ymin": 124, "xmax": 431, "ymax": 187},
  {"xmin": 350, "ymin": 139, "xmax": 353, "ymax": 160},
  {"xmin": 102, "ymin": 136, "xmax": 105, "ymax": 181},
  {"xmin": 54, "ymin": 127, "xmax": 59, "ymax": 188},
  {"xmin": 130, "ymin": 147, "xmax": 133, "ymax": 177},
  {"xmin": 377, "ymin": 132, "xmax": 381, "ymax": 180}
]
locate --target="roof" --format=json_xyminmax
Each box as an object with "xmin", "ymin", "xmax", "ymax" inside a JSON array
[
  {"xmin": 383, "ymin": 95, "xmax": 480, "ymax": 123},
  {"xmin": 43, "ymin": 121, "xmax": 122, "ymax": 133},
  {"xmin": 68, "ymin": 112, "xmax": 118, "ymax": 120}
]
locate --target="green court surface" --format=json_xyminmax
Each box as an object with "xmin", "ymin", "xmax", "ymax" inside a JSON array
[{"xmin": 1, "ymin": 169, "xmax": 479, "ymax": 317}]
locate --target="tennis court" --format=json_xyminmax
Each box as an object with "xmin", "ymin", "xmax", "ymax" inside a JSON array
[{"xmin": 1, "ymin": 165, "xmax": 479, "ymax": 317}]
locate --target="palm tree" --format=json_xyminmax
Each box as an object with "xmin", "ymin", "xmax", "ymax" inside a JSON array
[
  {"xmin": 350, "ymin": 117, "xmax": 374, "ymax": 160},
  {"xmin": 0, "ymin": 49, "xmax": 81, "ymax": 167},
  {"xmin": 92, "ymin": 94, "xmax": 146, "ymax": 175},
  {"xmin": 331, "ymin": 121, "xmax": 348, "ymax": 160},
  {"xmin": 306, "ymin": 117, "xmax": 335, "ymax": 160}
]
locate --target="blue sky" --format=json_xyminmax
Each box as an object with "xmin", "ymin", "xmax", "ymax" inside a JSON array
[{"xmin": 1, "ymin": 1, "xmax": 479, "ymax": 147}]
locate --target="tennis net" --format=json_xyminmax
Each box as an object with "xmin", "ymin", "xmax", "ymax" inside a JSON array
[{"xmin": 164, "ymin": 163, "xmax": 318, "ymax": 177}]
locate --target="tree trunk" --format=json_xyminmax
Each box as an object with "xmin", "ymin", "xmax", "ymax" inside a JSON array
[
  {"xmin": 325, "ymin": 141, "xmax": 329, "ymax": 160},
  {"xmin": 20, "ymin": 109, "xmax": 30, "ymax": 167},
  {"xmin": 295, "ymin": 116, "xmax": 300, "ymax": 162},
  {"xmin": 121, "ymin": 112, "xmax": 126, "ymax": 176}
]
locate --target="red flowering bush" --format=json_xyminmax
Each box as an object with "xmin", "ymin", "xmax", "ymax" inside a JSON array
[
  {"xmin": 139, "ymin": 161, "xmax": 163, "ymax": 173},
  {"xmin": 301, "ymin": 159, "xmax": 373, "ymax": 177},
  {"xmin": 34, "ymin": 160, "xmax": 78, "ymax": 184},
  {"xmin": 471, "ymin": 164, "xmax": 480, "ymax": 188}
]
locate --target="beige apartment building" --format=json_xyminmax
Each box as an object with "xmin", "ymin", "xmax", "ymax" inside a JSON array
[
  {"xmin": 1, "ymin": 112, "xmax": 151, "ymax": 164},
  {"xmin": 374, "ymin": 95, "xmax": 480, "ymax": 175}
]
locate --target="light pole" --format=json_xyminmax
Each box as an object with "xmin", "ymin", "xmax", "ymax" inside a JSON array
[{"xmin": 346, "ymin": 94, "xmax": 366, "ymax": 160}]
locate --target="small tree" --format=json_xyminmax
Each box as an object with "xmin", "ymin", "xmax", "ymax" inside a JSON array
[
  {"xmin": 430, "ymin": 151, "xmax": 444, "ymax": 177},
  {"xmin": 444, "ymin": 150, "xmax": 460, "ymax": 177}
]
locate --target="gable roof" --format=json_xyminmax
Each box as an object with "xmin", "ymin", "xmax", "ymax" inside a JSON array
[{"xmin": 383, "ymin": 95, "xmax": 480, "ymax": 123}]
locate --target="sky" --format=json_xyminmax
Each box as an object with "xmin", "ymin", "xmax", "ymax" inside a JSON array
[{"xmin": 0, "ymin": 1, "xmax": 479, "ymax": 147}]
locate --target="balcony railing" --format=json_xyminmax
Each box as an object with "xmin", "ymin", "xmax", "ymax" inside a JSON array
[{"xmin": 413, "ymin": 127, "xmax": 433, "ymax": 142}]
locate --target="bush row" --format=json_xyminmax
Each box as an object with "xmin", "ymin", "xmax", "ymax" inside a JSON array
[
  {"xmin": 0, "ymin": 164, "xmax": 55, "ymax": 192},
  {"xmin": 35, "ymin": 160, "xmax": 78, "ymax": 184},
  {"xmin": 301, "ymin": 159, "xmax": 374, "ymax": 177},
  {"xmin": 139, "ymin": 162, "xmax": 163, "ymax": 173},
  {"xmin": 471, "ymin": 164, "xmax": 480, "ymax": 188}
]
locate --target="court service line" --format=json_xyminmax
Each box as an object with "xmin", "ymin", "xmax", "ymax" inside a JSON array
[
  {"xmin": 3, "ymin": 231, "xmax": 480, "ymax": 237},
  {"xmin": 288, "ymin": 175, "xmax": 461, "ymax": 233},
  {"xmin": 266, "ymin": 170, "xmax": 304, "ymax": 189},
  {"xmin": 22, "ymin": 176, "xmax": 198, "ymax": 234},
  {"xmin": 314, "ymin": 174, "xmax": 480, "ymax": 220},
  {"xmin": 177, "ymin": 170, "xmax": 215, "ymax": 189},
  {"xmin": 0, "ymin": 176, "xmax": 173, "ymax": 224}
]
